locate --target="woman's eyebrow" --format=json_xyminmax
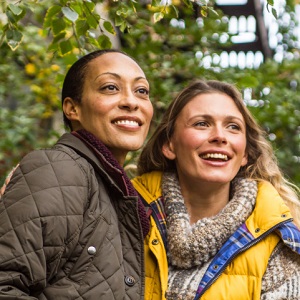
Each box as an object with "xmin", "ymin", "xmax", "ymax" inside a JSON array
[
  {"xmin": 94, "ymin": 73, "xmax": 148, "ymax": 83},
  {"xmin": 224, "ymin": 115, "xmax": 245, "ymax": 124},
  {"xmin": 94, "ymin": 72, "xmax": 121, "ymax": 81}
]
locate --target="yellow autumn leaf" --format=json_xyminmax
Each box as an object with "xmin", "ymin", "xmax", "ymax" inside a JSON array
[
  {"xmin": 51, "ymin": 64, "xmax": 60, "ymax": 71},
  {"xmin": 25, "ymin": 63, "xmax": 36, "ymax": 75},
  {"xmin": 30, "ymin": 84, "xmax": 42, "ymax": 93}
]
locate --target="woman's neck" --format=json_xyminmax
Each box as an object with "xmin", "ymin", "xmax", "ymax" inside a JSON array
[{"xmin": 180, "ymin": 180, "xmax": 231, "ymax": 225}]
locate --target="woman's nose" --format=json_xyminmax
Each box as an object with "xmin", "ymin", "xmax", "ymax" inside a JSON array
[
  {"xmin": 119, "ymin": 91, "xmax": 139, "ymax": 111},
  {"xmin": 209, "ymin": 126, "xmax": 227, "ymax": 144}
]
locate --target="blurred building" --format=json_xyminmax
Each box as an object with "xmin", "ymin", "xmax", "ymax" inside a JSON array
[
  {"xmin": 215, "ymin": 0, "xmax": 271, "ymax": 68},
  {"xmin": 208, "ymin": 0, "xmax": 300, "ymax": 69}
]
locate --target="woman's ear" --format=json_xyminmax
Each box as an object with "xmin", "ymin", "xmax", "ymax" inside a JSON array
[
  {"xmin": 241, "ymin": 153, "xmax": 248, "ymax": 167},
  {"xmin": 162, "ymin": 141, "xmax": 176, "ymax": 160},
  {"xmin": 63, "ymin": 97, "xmax": 80, "ymax": 122}
]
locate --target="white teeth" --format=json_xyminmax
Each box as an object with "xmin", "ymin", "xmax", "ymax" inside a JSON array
[
  {"xmin": 114, "ymin": 120, "xmax": 139, "ymax": 126},
  {"xmin": 201, "ymin": 153, "xmax": 228, "ymax": 161}
]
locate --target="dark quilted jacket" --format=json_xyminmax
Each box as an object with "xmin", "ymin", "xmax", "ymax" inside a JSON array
[{"xmin": 0, "ymin": 133, "xmax": 145, "ymax": 299}]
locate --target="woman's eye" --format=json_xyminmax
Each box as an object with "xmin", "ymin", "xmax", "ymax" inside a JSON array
[
  {"xmin": 228, "ymin": 124, "xmax": 241, "ymax": 130},
  {"xmin": 102, "ymin": 84, "xmax": 118, "ymax": 91},
  {"xmin": 137, "ymin": 88, "xmax": 149, "ymax": 95},
  {"xmin": 195, "ymin": 121, "xmax": 208, "ymax": 127}
]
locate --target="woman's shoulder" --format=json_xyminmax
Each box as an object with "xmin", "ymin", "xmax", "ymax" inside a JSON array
[
  {"xmin": 3, "ymin": 141, "xmax": 95, "ymax": 207},
  {"xmin": 20, "ymin": 137, "xmax": 94, "ymax": 178}
]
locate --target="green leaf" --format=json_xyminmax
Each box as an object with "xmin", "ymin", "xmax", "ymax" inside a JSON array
[
  {"xmin": 82, "ymin": 1, "xmax": 99, "ymax": 30},
  {"xmin": 83, "ymin": 1, "xmax": 96, "ymax": 14},
  {"xmin": 86, "ymin": 35, "xmax": 99, "ymax": 47},
  {"xmin": 153, "ymin": 12, "xmax": 164, "ymax": 23},
  {"xmin": 59, "ymin": 40, "xmax": 73, "ymax": 55},
  {"xmin": 201, "ymin": 8, "xmax": 208, "ymax": 17},
  {"xmin": 208, "ymin": 8, "xmax": 219, "ymax": 17},
  {"xmin": 86, "ymin": 15, "xmax": 99, "ymax": 29},
  {"xmin": 51, "ymin": 18, "xmax": 66, "ymax": 36},
  {"xmin": 114, "ymin": 15, "xmax": 124, "ymax": 27},
  {"xmin": 97, "ymin": 35, "xmax": 112, "ymax": 49},
  {"xmin": 0, "ymin": 24, "xmax": 8, "ymax": 46},
  {"xmin": 119, "ymin": 21, "xmax": 127, "ymax": 32},
  {"xmin": 103, "ymin": 21, "xmax": 115, "ymax": 35},
  {"xmin": 6, "ymin": 10, "xmax": 17, "ymax": 23},
  {"xmin": 62, "ymin": 7, "xmax": 79, "ymax": 23},
  {"xmin": 272, "ymin": 8, "xmax": 278, "ymax": 19},
  {"xmin": 116, "ymin": 7, "xmax": 129, "ymax": 18},
  {"xmin": 70, "ymin": 2, "xmax": 83, "ymax": 15},
  {"xmin": 75, "ymin": 19, "xmax": 90, "ymax": 36},
  {"xmin": 6, "ymin": 29, "xmax": 23, "ymax": 51},
  {"xmin": 44, "ymin": 6, "xmax": 62, "ymax": 28},
  {"xmin": 8, "ymin": 4, "xmax": 23, "ymax": 16},
  {"xmin": 114, "ymin": 15, "xmax": 128, "ymax": 32},
  {"xmin": 5, "ymin": 8, "xmax": 26, "ymax": 24},
  {"xmin": 48, "ymin": 41, "xmax": 59, "ymax": 52},
  {"xmin": 267, "ymin": 0, "xmax": 274, "ymax": 5},
  {"xmin": 52, "ymin": 31, "xmax": 66, "ymax": 43}
]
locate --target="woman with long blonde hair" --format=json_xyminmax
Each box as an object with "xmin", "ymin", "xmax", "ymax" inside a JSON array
[{"xmin": 133, "ymin": 79, "xmax": 300, "ymax": 299}]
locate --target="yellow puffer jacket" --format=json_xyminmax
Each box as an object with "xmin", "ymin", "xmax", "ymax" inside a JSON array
[
  {"xmin": 133, "ymin": 171, "xmax": 167, "ymax": 300},
  {"xmin": 133, "ymin": 171, "xmax": 296, "ymax": 300}
]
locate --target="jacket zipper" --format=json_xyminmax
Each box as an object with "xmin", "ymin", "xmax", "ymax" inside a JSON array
[{"xmin": 195, "ymin": 218, "xmax": 293, "ymax": 299}]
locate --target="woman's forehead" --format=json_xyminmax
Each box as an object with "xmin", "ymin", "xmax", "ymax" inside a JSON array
[{"xmin": 86, "ymin": 53, "xmax": 145, "ymax": 79}]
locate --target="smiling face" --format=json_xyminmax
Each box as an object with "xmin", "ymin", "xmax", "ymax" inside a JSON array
[
  {"xmin": 162, "ymin": 92, "xmax": 248, "ymax": 187},
  {"xmin": 63, "ymin": 52, "xmax": 153, "ymax": 165}
]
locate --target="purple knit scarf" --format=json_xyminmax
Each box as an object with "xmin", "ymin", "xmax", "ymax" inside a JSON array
[{"xmin": 72, "ymin": 129, "xmax": 149, "ymax": 238}]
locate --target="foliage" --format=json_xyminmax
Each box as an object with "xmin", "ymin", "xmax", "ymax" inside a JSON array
[
  {"xmin": 0, "ymin": 0, "xmax": 216, "ymax": 53},
  {"xmin": 0, "ymin": 0, "xmax": 277, "ymax": 53},
  {"xmin": 0, "ymin": 24, "xmax": 64, "ymax": 180},
  {"xmin": 0, "ymin": 0, "xmax": 299, "ymax": 188},
  {"xmin": 246, "ymin": 60, "xmax": 300, "ymax": 184},
  {"xmin": 114, "ymin": 1, "xmax": 300, "ymax": 185}
]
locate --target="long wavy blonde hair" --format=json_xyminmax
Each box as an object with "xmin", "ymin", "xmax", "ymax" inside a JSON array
[{"xmin": 138, "ymin": 79, "xmax": 300, "ymax": 226}]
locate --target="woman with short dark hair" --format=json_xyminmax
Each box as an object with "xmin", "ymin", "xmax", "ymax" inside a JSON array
[{"xmin": 0, "ymin": 49, "xmax": 153, "ymax": 299}]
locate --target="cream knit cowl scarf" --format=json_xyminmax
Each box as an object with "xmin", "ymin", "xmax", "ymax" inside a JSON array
[{"xmin": 163, "ymin": 172, "xmax": 257, "ymax": 299}]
